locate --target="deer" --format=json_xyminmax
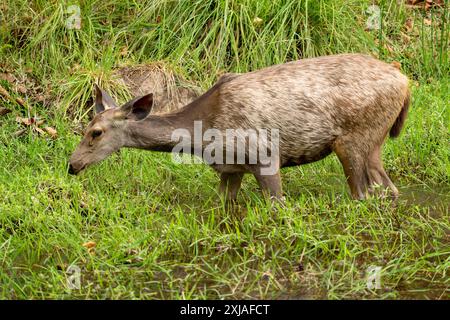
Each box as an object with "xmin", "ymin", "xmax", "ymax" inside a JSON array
[{"xmin": 69, "ymin": 53, "xmax": 410, "ymax": 202}]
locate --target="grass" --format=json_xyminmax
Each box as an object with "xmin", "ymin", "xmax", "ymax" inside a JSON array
[{"xmin": 0, "ymin": 0, "xmax": 449, "ymax": 299}]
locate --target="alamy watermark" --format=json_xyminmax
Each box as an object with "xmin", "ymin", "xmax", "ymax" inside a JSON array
[
  {"xmin": 66, "ymin": 265, "xmax": 81, "ymax": 290},
  {"xmin": 171, "ymin": 121, "xmax": 280, "ymax": 176},
  {"xmin": 366, "ymin": 265, "xmax": 381, "ymax": 290},
  {"xmin": 366, "ymin": 5, "xmax": 381, "ymax": 30},
  {"xmin": 65, "ymin": 5, "xmax": 81, "ymax": 30}
]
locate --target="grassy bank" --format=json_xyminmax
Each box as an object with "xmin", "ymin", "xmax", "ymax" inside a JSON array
[
  {"xmin": 2, "ymin": 0, "xmax": 449, "ymax": 118},
  {"xmin": 0, "ymin": 0, "xmax": 449, "ymax": 299}
]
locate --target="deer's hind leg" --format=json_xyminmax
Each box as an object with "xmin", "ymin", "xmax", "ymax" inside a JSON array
[
  {"xmin": 367, "ymin": 144, "xmax": 399, "ymax": 199},
  {"xmin": 333, "ymin": 135, "xmax": 372, "ymax": 200}
]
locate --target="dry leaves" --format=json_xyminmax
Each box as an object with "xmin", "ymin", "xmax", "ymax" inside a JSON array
[
  {"xmin": 82, "ymin": 241, "xmax": 96, "ymax": 249},
  {"xmin": 406, "ymin": 0, "xmax": 444, "ymax": 10},
  {"xmin": 384, "ymin": 43, "xmax": 395, "ymax": 54},
  {"xmin": 15, "ymin": 97, "xmax": 25, "ymax": 107},
  {"xmin": 124, "ymin": 249, "xmax": 144, "ymax": 264},
  {"xmin": 0, "ymin": 69, "xmax": 51, "ymax": 107},
  {"xmin": 16, "ymin": 116, "xmax": 44, "ymax": 126},
  {"xmin": 15, "ymin": 116, "xmax": 58, "ymax": 139},
  {"xmin": 82, "ymin": 241, "xmax": 96, "ymax": 255},
  {"xmin": 70, "ymin": 64, "xmax": 81, "ymax": 73},
  {"xmin": 0, "ymin": 84, "xmax": 11, "ymax": 100},
  {"xmin": 0, "ymin": 107, "xmax": 12, "ymax": 116},
  {"xmin": 0, "ymin": 83, "xmax": 26, "ymax": 107},
  {"xmin": 16, "ymin": 84, "xmax": 27, "ymax": 94},
  {"xmin": 0, "ymin": 72, "xmax": 15, "ymax": 83},
  {"xmin": 43, "ymin": 126, "xmax": 58, "ymax": 139}
]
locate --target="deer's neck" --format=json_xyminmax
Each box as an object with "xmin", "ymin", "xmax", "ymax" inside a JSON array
[
  {"xmin": 125, "ymin": 113, "xmax": 192, "ymax": 152},
  {"xmin": 125, "ymin": 81, "xmax": 221, "ymax": 153},
  {"xmin": 125, "ymin": 105, "xmax": 216, "ymax": 153}
]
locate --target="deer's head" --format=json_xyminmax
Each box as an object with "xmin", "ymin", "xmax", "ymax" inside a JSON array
[{"xmin": 68, "ymin": 85, "xmax": 153, "ymax": 174}]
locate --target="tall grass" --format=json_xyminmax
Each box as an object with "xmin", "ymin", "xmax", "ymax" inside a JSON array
[{"xmin": 1, "ymin": 0, "xmax": 448, "ymax": 118}]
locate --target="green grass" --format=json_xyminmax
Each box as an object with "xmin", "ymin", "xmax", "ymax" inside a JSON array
[{"xmin": 0, "ymin": 0, "xmax": 449, "ymax": 299}]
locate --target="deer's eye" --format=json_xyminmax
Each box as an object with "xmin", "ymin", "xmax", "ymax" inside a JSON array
[{"xmin": 92, "ymin": 129, "xmax": 103, "ymax": 138}]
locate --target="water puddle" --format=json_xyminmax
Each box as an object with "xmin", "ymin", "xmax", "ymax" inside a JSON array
[{"xmin": 399, "ymin": 184, "xmax": 449, "ymax": 218}]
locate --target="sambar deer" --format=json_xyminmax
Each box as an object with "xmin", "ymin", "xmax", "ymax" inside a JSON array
[{"xmin": 69, "ymin": 54, "xmax": 410, "ymax": 201}]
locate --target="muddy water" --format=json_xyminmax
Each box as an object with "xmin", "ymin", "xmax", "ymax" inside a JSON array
[
  {"xmin": 400, "ymin": 185, "xmax": 449, "ymax": 217},
  {"xmin": 395, "ymin": 185, "xmax": 449, "ymax": 299}
]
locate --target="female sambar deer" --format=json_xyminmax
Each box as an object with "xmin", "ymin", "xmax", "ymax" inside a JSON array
[{"xmin": 69, "ymin": 54, "xmax": 410, "ymax": 201}]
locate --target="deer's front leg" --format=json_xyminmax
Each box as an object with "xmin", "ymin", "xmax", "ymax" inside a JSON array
[{"xmin": 219, "ymin": 172, "xmax": 244, "ymax": 202}]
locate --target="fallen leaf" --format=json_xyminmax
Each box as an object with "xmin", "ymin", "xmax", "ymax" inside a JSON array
[
  {"xmin": 425, "ymin": 0, "xmax": 443, "ymax": 10},
  {"xmin": 43, "ymin": 126, "xmax": 58, "ymax": 139},
  {"xmin": 0, "ymin": 84, "xmax": 11, "ymax": 99},
  {"xmin": 79, "ymin": 201, "xmax": 88, "ymax": 209},
  {"xmin": 0, "ymin": 73, "xmax": 15, "ymax": 84},
  {"xmin": 13, "ymin": 128, "xmax": 27, "ymax": 137},
  {"xmin": 82, "ymin": 241, "xmax": 96, "ymax": 249},
  {"xmin": 34, "ymin": 126, "xmax": 46, "ymax": 136},
  {"xmin": 424, "ymin": 18, "xmax": 432, "ymax": 26},
  {"xmin": 401, "ymin": 33, "xmax": 411, "ymax": 44},
  {"xmin": 0, "ymin": 107, "xmax": 12, "ymax": 116},
  {"xmin": 120, "ymin": 46, "xmax": 128, "ymax": 57},
  {"xmin": 15, "ymin": 97, "xmax": 25, "ymax": 107},
  {"xmin": 16, "ymin": 116, "xmax": 34, "ymax": 126},
  {"xmin": 384, "ymin": 43, "xmax": 394, "ymax": 54},
  {"xmin": 70, "ymin": 64, "xmax": 81, "ymax": 73},
  {"xmin": 262, "ymin": 270, "xmax": 274, "ymax": 280},
  {"xmin": 17, "ymin": 116, "xmax": 41, "ymax": 126},
  {"xmin": 16, "ymin": 84, "xmax": 27, "ymax": 94}
]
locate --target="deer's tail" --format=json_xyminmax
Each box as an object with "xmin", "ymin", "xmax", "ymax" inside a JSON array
[{"xmin": 390, "ymin": 89, "xmax": 410, "ymax": 138}]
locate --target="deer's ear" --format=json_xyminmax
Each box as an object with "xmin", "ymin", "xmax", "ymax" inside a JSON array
[
  {"xmin": 121, "ymin": 93, "xmax": 154, "ymax": 121},
  {"xmin": 94, "ymin": 84, "xmax": 118, "ymax": 113}
]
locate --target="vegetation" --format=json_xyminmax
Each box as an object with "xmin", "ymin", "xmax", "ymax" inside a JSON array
[{"xmin": 0, "ymin": 0, "xmax": 448, "ymax": 299}]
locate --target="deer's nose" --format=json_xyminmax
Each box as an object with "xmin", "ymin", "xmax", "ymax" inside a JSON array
[{"xmin": 68, "ymin": 163, "xmax": 75, "ymax": 175}]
